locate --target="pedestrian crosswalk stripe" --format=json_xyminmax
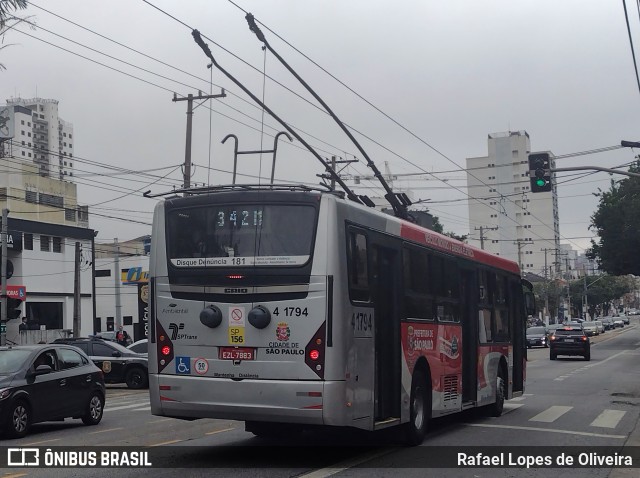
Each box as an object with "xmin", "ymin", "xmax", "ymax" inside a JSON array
[
  {"xmin": 590, "ymin": 409, "xmax": 626, "ymax": 428},
  {"xmin": 529, "ymin": 405, "xmax": 572, "ymax": 423},
  {"xmin": 105, "ymin": 402, "xmax": 151, "ymax": 412}
]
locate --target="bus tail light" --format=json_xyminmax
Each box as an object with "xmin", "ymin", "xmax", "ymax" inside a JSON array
[
  {"xmin": 305, "ymin": 323, "xmax": 326, "ymax": 379},
  {"xmin": 156, "ymin": 321, "xmax": 174, "ymax": 373}
]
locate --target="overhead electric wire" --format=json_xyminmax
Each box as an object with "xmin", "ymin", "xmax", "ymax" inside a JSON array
[
  {"xmin": 221, "ymin": 1, "xmax": 622, "ymax": 252},
  {"xmin": 622, "ymin": 0, "xmax": 640, "ymax": 98},
  {"xmin": 10, "ymin": 2, "xmax": 624, "ymax": 252}
]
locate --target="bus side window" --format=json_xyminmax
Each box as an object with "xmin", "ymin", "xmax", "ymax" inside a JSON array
[{"xmin": 347, "ymin": 231, "xmax": 370, "ymax": 302}]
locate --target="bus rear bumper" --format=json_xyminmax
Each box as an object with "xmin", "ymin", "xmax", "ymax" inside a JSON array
[{"xmin": 150, "ymin": 374, "xmax": 343, "ymax": 425}]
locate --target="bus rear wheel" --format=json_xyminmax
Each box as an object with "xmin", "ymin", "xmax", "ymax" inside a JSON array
[{"xmin": 404, "ymin": 372, "xmax": 430, "ymax": 446}]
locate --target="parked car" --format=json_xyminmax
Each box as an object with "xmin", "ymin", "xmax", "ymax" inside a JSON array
[
  {"xmin": 0, "ymin": 344, "xmax": 105, "ymax": 438},
  {"xmin": 550, "ymin": 325, "xmax": 590, "ymax": 361},
  {"xmin": 601, "ymin": 317, "xmax": 614, "ymax": 330},
  {"xmin": 127, "ymin": 339, "xmax": 148, "ymax": 355},
  {"xmin": 594, "ymin": 320, "xmax": 605, "ymax": 334},
  {"xmin": 613, "ymin": 319, "xmax": 624, "ymax": 328},
  {"xmin": 622, "ymin": 315, "xmax": 630, "ymax": 325},
  {"xmin": 90, "ymin": 331, "xmax": 132, "ymax": 346},
  {"xmin": 526, "ymin": 326, "xmax": 550, "ymax": 348},
  {"xmin": 581, "ymin": 321, "xmax": 599, "ymax": 337},
  {"xmin": 52, "ymin": 337, "xmax": 148, "ymax": 389}
]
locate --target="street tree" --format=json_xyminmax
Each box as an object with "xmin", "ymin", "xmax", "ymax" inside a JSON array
[
  {"xmin": 587, "ymin": 161, "xmax": 640, "ymax": 275},
  {"xmin": 1, "ymin": 0, "xmax": 30, "ymax": 71},
  {"xmin": 430, "ymin": 214, "xmax": 468, "ymax": 242},
  {"xmin": 568, "ymin": 274, "xmax": 634, "ymax": 318}
]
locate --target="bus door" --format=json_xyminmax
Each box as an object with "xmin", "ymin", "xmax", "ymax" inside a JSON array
[
  {"xmin": 460, "ymin": 268, "xmax": 478, "ymax": 403},
  {"xmin": 371, "ymin": 244, "xmax": 401, "ymax": 422}
]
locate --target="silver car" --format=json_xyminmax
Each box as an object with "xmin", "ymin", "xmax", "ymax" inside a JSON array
[{"xmin": 582, "ymin": 321, "xmax": 599, "ymax": 337}]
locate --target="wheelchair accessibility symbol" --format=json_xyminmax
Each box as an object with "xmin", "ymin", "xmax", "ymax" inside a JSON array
[{"xmin": 176, "ymin": 356, "xmax": 191, "ymax": 374}]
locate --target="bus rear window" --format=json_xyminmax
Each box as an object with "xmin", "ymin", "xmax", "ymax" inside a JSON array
[{"xmin": 167, "ymin": 204, "xmax": 316, "ymax": 267}]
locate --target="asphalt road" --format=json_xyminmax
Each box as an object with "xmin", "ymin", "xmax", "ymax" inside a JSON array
[{"xmin": 2, "ymin": 318, "xmax": 639, "ymax": 478}]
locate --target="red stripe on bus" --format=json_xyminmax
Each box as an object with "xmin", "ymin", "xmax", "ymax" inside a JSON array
[
  {"xmin": 302, "ymin": 404, "xmax": 323, "ymax": 409},
  {"xmin": 400, "ymin": 223, "xmax": 520, "ymax": 274}
]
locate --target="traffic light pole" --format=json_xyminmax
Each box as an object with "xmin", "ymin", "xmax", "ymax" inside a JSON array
[
  {"xmin": 550, "ymin": 166, "xmax": 640, "ymax": 178},
  {"xmin": 1, "ymin": 208, "xmax": 8, "ymax": 346}
]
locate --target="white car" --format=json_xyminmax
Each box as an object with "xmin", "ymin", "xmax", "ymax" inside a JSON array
[
  {"xmin": 127, "ymin": 339, "xmax": 148, "ymax": 355},
  {"xmin": 594, "ymin": 320, "xmax": 605, "ymax": 334},
  {"xmin": 581, "ymin": 321, "xmax": 599, "ymax": 337}
]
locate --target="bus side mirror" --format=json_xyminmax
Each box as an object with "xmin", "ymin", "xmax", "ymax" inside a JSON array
[{"xmin": 524, "ymin": 291, "xmax": 536, "ymax": 317}]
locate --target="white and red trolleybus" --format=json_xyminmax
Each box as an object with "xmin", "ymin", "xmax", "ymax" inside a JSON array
[{"xmin": 148, "ymin": 184, "xmax": 531, "ymax": 444}]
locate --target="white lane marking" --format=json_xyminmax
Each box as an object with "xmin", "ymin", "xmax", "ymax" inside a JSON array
[
  {"xmin": 554, "ymin": 377, "xmax": 568, "ymax": 381},
  {"xmin": 510, "ymin": 396, "xmax": 527, "ymax": 402},
  {"xmin": 583, "ymin": 350, "xmax": 627, "ymax": 369},
  {"xmin": 529, "ymin": 405, "xmax": 572, "ymax": 423},
  {"xmin": 502, "ymin": 403, "xmax": 524, "ymax": 414},
  {"xmin": 133, "ymin": 406, "xmax": 151, "ymax": 411},
  {"xmin": 466, "ymin": 423, "xmax": 626, "ymax": 439},
  {"xmin": 590, "ymin": 410, "xmax": 627, "ymax": 429},
  {"xmin": 104, "ymin": 402, "xmax": 151, "ymax": 412},
  {"xmin": 299, "ymin": 449, "xmax": 394, "ymax": 478}
]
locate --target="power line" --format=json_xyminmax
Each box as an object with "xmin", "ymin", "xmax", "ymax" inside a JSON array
[{"xmin": 622, "ymin": 0, "xmax": 640, "ymax": 98}]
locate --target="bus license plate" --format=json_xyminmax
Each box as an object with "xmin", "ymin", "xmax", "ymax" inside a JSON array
[{"xmin": 219, "ymin": 347, "xmax": 256, "ymax": 361}]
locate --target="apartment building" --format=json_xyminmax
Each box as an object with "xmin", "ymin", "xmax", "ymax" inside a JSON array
[{"xmin": 466, "ymin": 131, "xmax": 560, "ymax": 276}]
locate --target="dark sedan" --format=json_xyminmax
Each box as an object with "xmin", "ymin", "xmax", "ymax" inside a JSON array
[
  {"xmin": 53, "ymin": 337, "xmax": 148, "ymax": 389},
  {"xmin": 550, "ymin": 325, "xmax": 590, "ymax": 361},
  {"xmin": 526, "ymin": 326, "xmax": 550, "ymax": 348},
  {"xmin": 0, "ymin": 344, "xmax": 105, "ymax": 438}
]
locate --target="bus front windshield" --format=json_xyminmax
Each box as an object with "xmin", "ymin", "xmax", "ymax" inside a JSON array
[{"xmin": 167, "ymin": 204, "xmax": 317, "ymax": 268}]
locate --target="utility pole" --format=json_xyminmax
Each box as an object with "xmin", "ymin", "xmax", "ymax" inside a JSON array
[
  {"xmin": 1, "ymin": 209, "xmax": 7, "ymax": 346},
  {"xmin": 173, "ymin": 90, "xmax": 226, "ymax": 195},
  {"xmin": 329, "ymin": 156, "xmax": 358, "ymax": 191},
  {"xmin": 73, "ymin": 242, "xmax": 81, "ymax": 337},
  {"xmin": 514, "ymin": 239, "xmax": 533, "ymax": 270},
  {"xmin": 541, "ymin": 248, "xmax": 554, "ymax": 280},
  {"xmin": 114, "ymin": 238, "xmax": 122, "ymax": 330},
  {"xmin": 474, "ymin": 226, "xmax": 498, "ymax": 250},
  {"xmin": 583, "ymin": 265, "xmax": 589, "ymax": 320},
  {"xmin": 541, "ymin": 247, "xmax": 554, "ymax": 323}
]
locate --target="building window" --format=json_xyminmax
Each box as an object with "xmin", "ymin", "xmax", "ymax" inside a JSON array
[
  {"xmin": 25, "ymin": 190, "xmax": 37, "ymax": 203},
  {"xmin": 95, "ymin": 269, "xmax": 111, "ymax": 277},
  {"xmin": 512, "ymin": 150, "xmax": 519, "ymax": 157},
  {"xmin": 21, "ymin": 130, "xmax": 25, "ymax": 136},
  {"xmin": 24, "ymin": 233, "xmax": 33, "ymax": 250},
  {"xmin": 69, "ymin": 134, "xmax": 72, "ymax": 139},
  {"xmin": 63, "ymin": 132, "xmax": 67, "ymax": 137},
  {"xmin": 40, "ymin": 235, "xmax": 50, "ymax": 252},
  {"xmin": 21, "ymin": 151, "xmax": 25, "ymax": 156},
  {"xmin": 21, "ymin": 120, "xmax": 24, "ymax": 125},
  {"xmin": 65, "ymin": 207, "xmax": 76, "ymax": 221},
  {"xmin": 69, "ymin": 144, "xmax": 72, "ymax": 148},
  {"xmin": 28, "ymin": 132, "xmax": 31, "ymax": 137},
  {"xmin": 52, "ymin": 236, "xmax": 62, "ymax": 253}
]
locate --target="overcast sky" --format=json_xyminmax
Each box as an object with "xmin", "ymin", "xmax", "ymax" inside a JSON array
[{"xmin": 2, "ymin": 0, "xmax": 640, "ymax": 252}]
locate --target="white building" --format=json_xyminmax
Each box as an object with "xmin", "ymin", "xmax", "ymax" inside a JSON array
[
  {"xmin": 2, "ymin": 217, "xmax": 95, "ymax": 344},
  {"xmin": 94, "ymin": 237, "xmax": 150, "ymax": 342},
  {"xmin": 0, "ymin": 98, "xmax": 96, "ymax": 344},
  {"xmin": 2, "ymin": 98, "xmax": 74, "ymax": 180},
  {"xmin": 466, "ymin": 131, "xmax": 560, "ymax": 276}
]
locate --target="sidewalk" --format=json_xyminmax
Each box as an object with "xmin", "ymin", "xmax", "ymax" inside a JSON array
[{"xmin": 609, "ymin": 412, "xmax": 640, "ymax": 477}]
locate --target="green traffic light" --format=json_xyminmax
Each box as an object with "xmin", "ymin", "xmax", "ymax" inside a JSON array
[{"xmin": 536, "ymin": 178, "xmax": 546, "ymax": 187}]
